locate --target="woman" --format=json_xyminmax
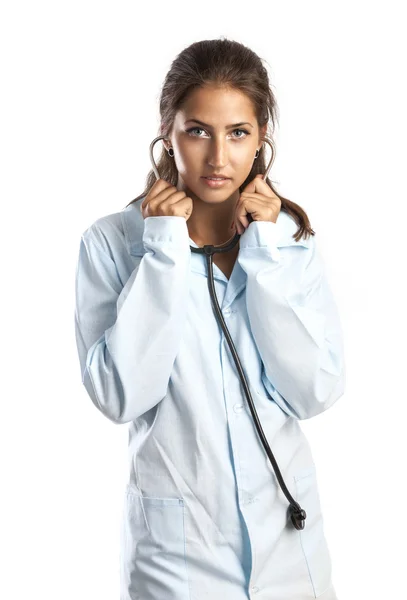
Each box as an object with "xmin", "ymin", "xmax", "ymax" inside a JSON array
[{"xmin": 74, "ymin": 37, "xmax": 345, "ymax": 600}]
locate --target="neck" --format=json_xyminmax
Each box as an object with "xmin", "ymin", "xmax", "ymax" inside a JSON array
[{"xmin": 184, "ymin": 190, "xmax": 240, "ymax": 247}]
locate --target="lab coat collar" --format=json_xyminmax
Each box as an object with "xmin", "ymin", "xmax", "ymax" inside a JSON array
[{"xmin": 121, "ymin": 196, "xmax": 312, "ymax": 295}]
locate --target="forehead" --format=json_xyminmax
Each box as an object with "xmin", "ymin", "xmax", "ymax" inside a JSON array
[{"xmin": 176, "ymin": 85, "xmax": 256, "ymax": 123}]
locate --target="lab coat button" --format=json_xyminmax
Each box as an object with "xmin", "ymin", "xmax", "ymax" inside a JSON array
[
  {"xmin": 224, "ymin": 308, "xmax": 231, "ymax": 316},
  {"xmin": 233, "ymin": 403, "xmax": 244, "ymax": 413},
  {"xmin": 250, "ymin": 586, "xmax": 259, "ymax": 594}
]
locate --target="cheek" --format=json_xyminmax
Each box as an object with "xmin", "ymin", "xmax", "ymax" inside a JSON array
[
  {"xmin": 176, "ymin": 142, "xmax": 203, "ymax": 170},
  {"xmin": 235, "ymin": 154, "xmax": 256, "ymax": 176},
  {"xmin": 232, "ymin": 146, "xmax": 256, "ymax": 166}
]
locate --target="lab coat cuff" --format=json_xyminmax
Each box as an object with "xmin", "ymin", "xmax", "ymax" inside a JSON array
[
  {"xmin": 240, "ymin": 220, "xmax": 280, "ymax": 261},
  {"xmin": 143, "ymin": 216, "xmax": 190, "ymax": 247}
]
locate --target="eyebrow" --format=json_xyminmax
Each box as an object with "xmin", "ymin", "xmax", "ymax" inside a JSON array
[{"xmin": 184, "ymin": 119, "xmax": 254, "ymax": 129}]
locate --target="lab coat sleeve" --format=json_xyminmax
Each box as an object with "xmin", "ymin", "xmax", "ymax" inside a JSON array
[
  {"xmin": 74, "ymin": 216, "xmax": 191, "ymax": 424},
  {"xmin": 237, "ymin": 220, "xmax": 345, "ymax": 420}
]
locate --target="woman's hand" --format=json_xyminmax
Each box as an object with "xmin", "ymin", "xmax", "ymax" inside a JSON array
[
  {"xmin": 233, "ymin": 174, "xmax": 282, "ymax": 234},
  {"xmin": 141, "ymin": 179, "xmax": 193, "ymax": 221}
]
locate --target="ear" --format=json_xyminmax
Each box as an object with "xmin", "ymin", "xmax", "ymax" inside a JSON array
[
  {"xmin": 159, "ymin": 125, "xmax": 171, "ymax": 151},
  {"xmin": 259, "ymin": 124, "xmax": 268, "ymax": 142}
]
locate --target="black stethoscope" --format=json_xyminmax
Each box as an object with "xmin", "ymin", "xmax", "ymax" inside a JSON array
[{"xmin": 148, "ymin": 135, "xmax": 307, "ymax": 531}]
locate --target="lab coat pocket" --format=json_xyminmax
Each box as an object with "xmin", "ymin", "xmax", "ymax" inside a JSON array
[
  {"xmin": 121, "ymin": 485, "xmax": 189, "ymax": 599},
  {"xmin": 294, "ymin": 465, "xmax": 333, "ymax": 598}
]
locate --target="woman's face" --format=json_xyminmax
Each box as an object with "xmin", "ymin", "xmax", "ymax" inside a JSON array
[{"xmin": 165, "ymin": 85, "xmax": 267, "ymax": 203}]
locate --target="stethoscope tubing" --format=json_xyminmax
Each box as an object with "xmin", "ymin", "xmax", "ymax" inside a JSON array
[{"xmin": 148, "ymin": 135, "xmax": 307, "ymax": 530}]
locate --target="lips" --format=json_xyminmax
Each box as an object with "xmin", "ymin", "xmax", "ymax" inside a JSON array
[{"xmin": 201, "ymin": 177, "xmax": 231, "ymax": 188}]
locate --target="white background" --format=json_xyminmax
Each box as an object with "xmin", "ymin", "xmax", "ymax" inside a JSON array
[{"xmin": 1, "ymin": 1, "xmax": 406, "ymax": 598}]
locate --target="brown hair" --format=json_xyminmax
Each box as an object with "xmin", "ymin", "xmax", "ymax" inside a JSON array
[{"xmin": 125, "ymin": 37, "xmax": 315, "ymax": 242}]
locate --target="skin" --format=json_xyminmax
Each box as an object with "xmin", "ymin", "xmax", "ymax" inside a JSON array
[{"xmin": 162, "ymin": 84, "xmax": 268, "ymax": 246}]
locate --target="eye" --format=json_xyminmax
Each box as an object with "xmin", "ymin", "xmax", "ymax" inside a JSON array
[
  {"xmin": 186, "ymin": 127, "xmax": 207, "ymax": 137},
  {"xmin": 232, "ymin": 128, "xmax": 249, "ymax": 138},
  {"xmin": 185, "ymin": 127, "xmax": 250, "ymax": 139}
]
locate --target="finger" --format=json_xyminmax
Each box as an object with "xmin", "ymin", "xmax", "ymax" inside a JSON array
[
  {"xmin": 235, "ymin": 221, "xmax": 244, "ymax": 235},
  {"xmin": 141, "ymin": 188, "xmax": 178, "ymax": 211},
  {"xmin": 242, "ymin": 176, "xmax": 277, "ymax": 200},
  {"xmin": 235, "ymin": 196, "xmax": 262, "ymax": 229},
  {"xmin": 142, "ymin": 190, "xmax": 189, "ymax": 217},
  {"xmin": 141, "ymin": 179, "xmax": 173, "ymax": 209},
  {"xmin": 239, "ymin": 194, "xmax": 280, "ymax": 215},
  {"xmin": 239, "ymin": 213, "xmax": 250, "ymax": 230}
]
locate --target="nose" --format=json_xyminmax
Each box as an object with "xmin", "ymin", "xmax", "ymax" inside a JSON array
[{"xmin": 207, "ymin": 136, "xmax": 229, "ymax": 169}]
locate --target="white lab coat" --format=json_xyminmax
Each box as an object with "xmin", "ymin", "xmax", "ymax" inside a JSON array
[{"xmin": 74, "ymin": 196, "xmax": 345, "ymax": 599}]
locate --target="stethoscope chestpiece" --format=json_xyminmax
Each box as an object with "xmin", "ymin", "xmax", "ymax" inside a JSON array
[{"xmin": 289, "ymin": 505, "xmax": 307, "ymax": 530}]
